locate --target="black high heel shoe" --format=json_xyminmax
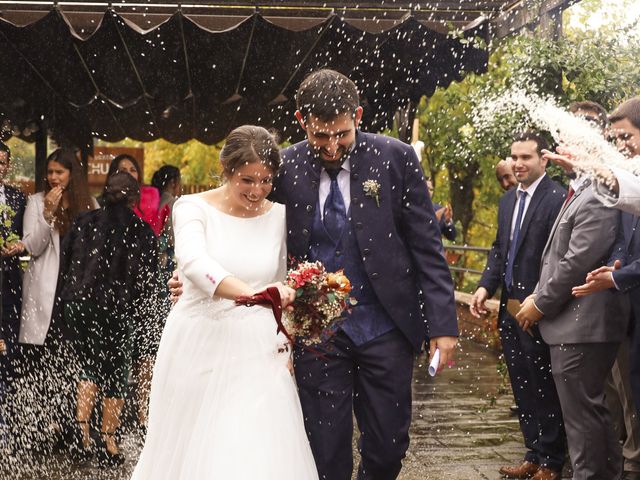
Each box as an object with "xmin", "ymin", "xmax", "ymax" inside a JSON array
[
  {"xmin": 96, "ymin": 432, "xmax": 125, "ymax": 467},
  {"xmin": 69, "ymin": 420, "xmax": 94, "ymax": 462}
]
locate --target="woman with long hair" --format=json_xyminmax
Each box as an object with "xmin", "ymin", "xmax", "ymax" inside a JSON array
[
  {"xmin": 12, "ymin": 147, "xmax": 96, "ymax": 454},
  {"xmin": 19, "ymin": 147, "xmax": 96, "ymax": 347}
]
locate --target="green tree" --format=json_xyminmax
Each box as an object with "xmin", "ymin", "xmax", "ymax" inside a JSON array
[{"xmin": 417, "ymin": 0, "xmax": 640, "ymax": 289}]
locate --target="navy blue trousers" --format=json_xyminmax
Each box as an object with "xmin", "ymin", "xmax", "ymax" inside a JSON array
[
  {"xmin": 499, "ymin": 311, "xmax": 566, "ymax": 471},
  {"xmin": 294, "ymin": 329, "xmax": 414, "ymax": 480}
]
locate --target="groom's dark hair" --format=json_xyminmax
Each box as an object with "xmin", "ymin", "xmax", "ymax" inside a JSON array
[{"xmin": 296, "ymin": 69, "xmax": 360, "ymax": 122}]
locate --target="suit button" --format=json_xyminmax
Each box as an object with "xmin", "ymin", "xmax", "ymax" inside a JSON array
[
  {"xmin": 335, "ymin": 250, "xmax": 342, "ymax": 257},
  {"xmin": 352, "ymin": 197, "xmax": 358, "ymax": 203},
  {"xmin": 371, "ymin": 272, "xmax": 379, "ymax": 279},
  {"xmin": 306, "ymin": 205, "xmax": 313, "ymax": 213},
  {"xmin": 363, "ymin": 248, "xmax": 371, "ymax": 255},
  {"xmin": 355, "ymin": 222, "xmax": 363, "ymax": 230},
  {"xmin": 311, "ymin": 181, "xmax": 318, "ymax": 187},
  {"xmin": 353, "ymin": 173, "xmax": 359, "ymax": 180},
  {"xmin": 302, "ymin": 228, "xmax": 309, "ymax": 236}
]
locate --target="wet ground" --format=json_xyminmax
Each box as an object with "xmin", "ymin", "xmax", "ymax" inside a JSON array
[{"xmin": 2, "ymin": 337, "xmax": 532, "ymax": 480}]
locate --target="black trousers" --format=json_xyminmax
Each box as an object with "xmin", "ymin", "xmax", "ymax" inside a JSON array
[
  {"xmin": 499, "ymin": 311, "xmax": 566, "ymax": 471},
  {"xmin": 294, "ymin": 329, "xmax": 414, "ymax": 480}
]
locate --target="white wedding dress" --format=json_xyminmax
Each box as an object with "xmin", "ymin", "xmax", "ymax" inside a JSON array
[{"xmin": 131, "ymin": 195, "xmax": 318, "ymax": 480}]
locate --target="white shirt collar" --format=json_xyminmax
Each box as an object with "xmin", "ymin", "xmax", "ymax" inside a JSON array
[
  {"xmin": 517, "ymin": 172, "xmax": 546, "ymax": 198},
  {"xmin": 323, "ymin": 158, "xmax": 351, "ymax": 174}
]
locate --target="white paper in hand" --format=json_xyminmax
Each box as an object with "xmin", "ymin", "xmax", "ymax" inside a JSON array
[{"xmin": 428, "ymin": 348, "xmax": 441, "ymax": 377}]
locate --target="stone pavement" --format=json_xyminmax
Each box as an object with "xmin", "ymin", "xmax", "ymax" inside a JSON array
[
  {"xmin": 3, "ymin": 337, "xmax": 528, "ymax": 480},
  {"xmin": 398, "ymin": 337, "xmax": 526, "ymax": 479}
]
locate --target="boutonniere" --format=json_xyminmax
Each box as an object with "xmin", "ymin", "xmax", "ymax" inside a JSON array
[{"xmin": 362, "ymin": 179, "xmax": 381, "ymax": 207}]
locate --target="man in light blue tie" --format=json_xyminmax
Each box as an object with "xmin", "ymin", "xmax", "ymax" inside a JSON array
[{"xmin": 470, "ymin": 131, "xmax": 567, "ymax": 480}]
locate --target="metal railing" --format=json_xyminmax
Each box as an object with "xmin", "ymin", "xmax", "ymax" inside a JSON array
[{"xmin": 444, "ymin": 245, "xmax": 491, "ymax": 276}]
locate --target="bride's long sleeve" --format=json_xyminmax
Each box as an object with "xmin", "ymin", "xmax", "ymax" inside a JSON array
[{"xmin": 173, "ymin": 198, "xmax": 231, "ymax": 297}]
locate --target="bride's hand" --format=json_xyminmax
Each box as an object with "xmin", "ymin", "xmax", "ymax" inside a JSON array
[{"xmin": 262, "ymin": 282, "xmax": 296, "ymax": 309}]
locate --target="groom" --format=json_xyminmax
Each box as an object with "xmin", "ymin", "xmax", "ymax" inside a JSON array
[{"xmin": 271, "ymin": 69, "xmax": 458, "ymax": 480}]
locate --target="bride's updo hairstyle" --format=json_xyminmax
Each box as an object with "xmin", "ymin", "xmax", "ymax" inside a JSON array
[{"xmin": 219, "ymin": 125, "xmax": 281, "ymax": 179}]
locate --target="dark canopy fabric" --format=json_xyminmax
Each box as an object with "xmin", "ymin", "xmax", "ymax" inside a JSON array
[{"xmin": 0, "ymin": 7, "xmax": 488, "ymax": 145}]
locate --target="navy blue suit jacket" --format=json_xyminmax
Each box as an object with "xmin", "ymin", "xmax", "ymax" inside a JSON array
[
  {"xmin": 610, "ymin": 212, "xmax": 640, "ymax": 315},
  {"xmin": 479, "ymin": 175, "xmax": 566, "ymax": 304},
  {"xmin": 272, "ymin": 131, "xmax": 458, "ymax": 351},
  {"xmin": 1, "ymin": 184, "xmax": 26, "ymax": 305}
]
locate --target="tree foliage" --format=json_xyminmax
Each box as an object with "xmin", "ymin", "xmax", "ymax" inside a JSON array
[{"xmin": 418, "ymin": 0, "xmax": 640, "ymax": 290}]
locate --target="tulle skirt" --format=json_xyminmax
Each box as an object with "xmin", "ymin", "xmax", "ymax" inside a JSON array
[{"xmin": 131, "ymin": 298, "xmax": 319, "ymax": 480}]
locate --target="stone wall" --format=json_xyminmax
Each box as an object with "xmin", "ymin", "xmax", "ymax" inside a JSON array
[{"xmin": 454, "ymin": 291, "xmax": 501, "ymax": 352}]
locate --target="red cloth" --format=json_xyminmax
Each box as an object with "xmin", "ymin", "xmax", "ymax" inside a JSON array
[
  {"xmin": 235, "ymin": 287, "xmax": 293, "ymax": 344},
  {"xmin": 134, "ymin": 185, "xmax": 170, "ymax": 236}
]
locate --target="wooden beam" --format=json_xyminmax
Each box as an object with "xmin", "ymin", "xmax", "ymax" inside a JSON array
[{"xmin": 490, "ymin": 0, "xmax": 580, "ymax": 40}]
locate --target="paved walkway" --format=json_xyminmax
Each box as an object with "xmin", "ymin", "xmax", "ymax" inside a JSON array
[{"xmin": 3, "ymin": 337, "xmax": 527, "ymax": 480}]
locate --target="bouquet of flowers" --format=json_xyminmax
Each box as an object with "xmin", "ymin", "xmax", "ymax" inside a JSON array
[
  {"xmin": 235, "ymin": 261, "xmax": 356, "ymax": 346},
  {"xmin": 284, "ymin": 261, "xmax": 357, "ymax": 345}
]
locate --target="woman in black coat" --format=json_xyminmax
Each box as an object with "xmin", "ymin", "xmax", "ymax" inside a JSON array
[{"xmin": 59, "ymin": 172, "xmax": 160, "ymax": 466}]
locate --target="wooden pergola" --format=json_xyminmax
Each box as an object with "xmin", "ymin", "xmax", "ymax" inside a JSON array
[{"xmin": 0, "ymin": 0, "xmax": 579, "ymax": 187}]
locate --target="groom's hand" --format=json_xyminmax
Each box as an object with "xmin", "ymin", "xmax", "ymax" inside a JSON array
[
  {"xmin": 168, "ymin": 270, "xmax": 183, "ymax": 304},
  {"xmin": 429, "ymin": 336, "xmax": 457, "ymax": 373}
]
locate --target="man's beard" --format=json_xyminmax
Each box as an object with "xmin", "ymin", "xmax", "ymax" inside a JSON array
[{"xmin": 315, "ymin": 143, "xmax": 355, "ymax": 171}]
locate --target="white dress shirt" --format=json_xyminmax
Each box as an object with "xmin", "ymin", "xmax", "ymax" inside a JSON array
[
  {"xmin": 510, "ymin": 173, "xmax": 546, "ymax": 241},
  {"xmin": 319, "ymin": 159, "xmax": 351, "ymax": 220}
]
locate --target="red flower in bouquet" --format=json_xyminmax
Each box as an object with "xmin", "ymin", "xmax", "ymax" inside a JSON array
[{"xmin": 285, "ymin": 261, "xmax": 357, "ymax": 345}]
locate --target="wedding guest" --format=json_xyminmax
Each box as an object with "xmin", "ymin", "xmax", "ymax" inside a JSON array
[
  {"xmin": 570, "ymin": 99, "xmax": 640, "ymax": 480},
  {"xmin": 569, "ymin": 98, "xmax": 640, "ymax": 438},
  {"xmin": 426, "ymin": 178, "xmax": 457, "ymax": 241},
  {"xmin": 60, "ymin": 172, "xmax": 159, "ymax": 467},
  {"xmin": 471, "ymin": 131, "xmax": 566, "ymax": 479},
  {"xmin": 0, "ymin": 142, "xmax": 26, "ymax": 438},
  {"xmin": 495, "ymin": 158, "xmax": 517, "ymax": 191},
  {"xmin": 17, "ymin": 147, "xmax": 96, "ymax": 452},
  {"xmin": 516, "ymin": 148, "xmax": 627, "ymax": 478},
  {"xmin": 543, "ymin": 97, "xmax": 640, "ymax": 216},
  {"xmin": 102, "ymin": 155, "xmax": 170, "ymax": 235},
  {"xmin": 102, "ymin": 155, "xmax": 168, "ymax": 433},
  {"xmin": 151, "ymin": 165, "xmax": 181, "ymax": 273},
  {"xmin": 19, "ymin": 148, "xmax": 96, "ymax": 347}
]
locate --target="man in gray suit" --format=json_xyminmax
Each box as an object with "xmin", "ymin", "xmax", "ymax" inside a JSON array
[{"xmin": 516, "ymin": 163, "xmax": 628, "ymax": 478}]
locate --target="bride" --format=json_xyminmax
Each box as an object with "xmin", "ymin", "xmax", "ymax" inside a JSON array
[{"xmin": 131, "ymin": 126, "xmax": 318, "ymax": 479}]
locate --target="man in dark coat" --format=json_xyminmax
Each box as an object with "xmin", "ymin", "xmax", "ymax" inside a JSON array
[
  {"xmin": 470, "ymin": 132, "xmax": 566, "ymax": 479},
  {"xmin": 271, "ymin": 69, "xmax": 458, "ymax": 480}
]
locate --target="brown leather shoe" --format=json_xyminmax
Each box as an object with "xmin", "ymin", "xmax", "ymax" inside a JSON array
[
  {"xmin": 530, "ymin": 466, "xmax": 560, "ymax": 480},
  {"xmin": 499, "ymin": 460, "xmax": 540, "ymax": 478}
]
